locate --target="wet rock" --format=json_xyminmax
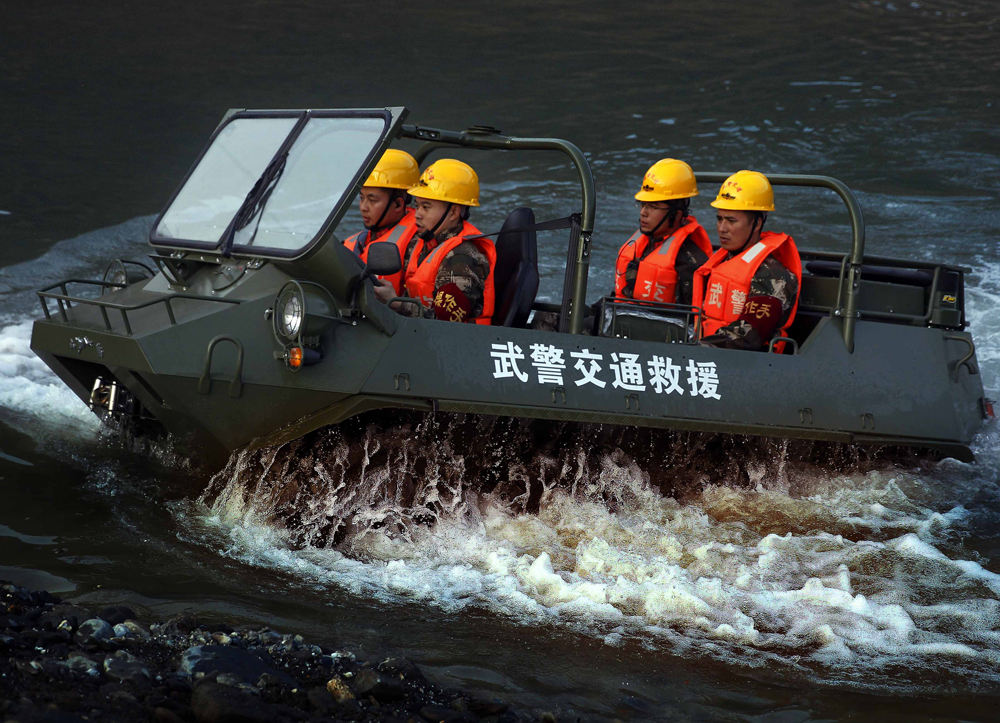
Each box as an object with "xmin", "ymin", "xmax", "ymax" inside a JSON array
[
  {"xmin": 103, "ymin": 650, "xmax": 150, "ymax": 684},
  {"xmin": 154, "ymin": 707, "xmax": 187, "ymax": 723},
  {"xmin": 306, "ymin": 686, "xmax": 338, "ymax": 714},
  {"xmin": 351, "ymin": 668, "xmax": 405, "ymax": 701},
  {"xmin": 60, "ymin": 653, "xmax": 101, "ymax": 678},
  {"xmin": 0, "ymin": 612, "xmax": 30, "ymax": 630},
  {"xmin": 0, "ymin": 631, "xmax": 26, "ymax": 649},
  {"xmin": 191, "ymin": 682, "xmax": 271, "ymax": 723},
  {"xmin": 39, "ymin": 710, "xmax": 89, "ymax": 723},
  {"xmin": 212, "ymin": 632, "xmax": 232, "ymax": 645},
  {"xmin": 468, "ymin": 697, "xmax": 509, "ymax": 716},
  {"xmin": 161, "ymin": 611, "xmax": 198, "ymax": 636},
  {"xmin": 540, "ymin": 712, "xmax": 557, "ymax": 723},
  {"xmin": 74, "ymin": 618, "xmax": 113, "ymax": 645},
  {"xmin": 39, "ymin": 629, "xmax": 71, "ymax": 646},
  {"xmin": 268, "ymin": 703, "xmax": 310, "ymax": 721},
  {"xmin": 14, "ymin": 658, "xmax": 43, "ymax": 675},
  {"xmin": 216, "ymin": 672, "xmax": 244, "ymax": 688},
  {"xmin": 98, "ymin": 605, "xmax": 136, "ymax": 626},
  {"xmin": 39, "ymin": 604, "xmax": 93, "ymax": 631},
  {"xmin": 256, "ymin": 672, "xmax": 280, "ymax": 689},
  {"xmin": 421, "ymin": 704, "xmax": 473, "ymax": 722},
  {"xmin": 378, "ymin": 656, "xmax": 426, "ymax": 681},
  {"xmin": 180, "ymin": 645, "xmax": 296, "ymax": 687},
  {"xmin": 107, "ymin": 688, "xmax": 139, "ymax": 705},
  {"xmin": 325, "ymin": 675, "xmax": 355, "ymax": 703}
]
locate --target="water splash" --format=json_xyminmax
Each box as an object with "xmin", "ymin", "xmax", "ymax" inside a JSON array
[{"xmin": 183, "ymin": 410, "xmax": 1000, "ymax": 691}]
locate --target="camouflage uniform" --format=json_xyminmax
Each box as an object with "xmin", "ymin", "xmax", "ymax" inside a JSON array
[
  {"xmin": 701, "ymin": 255, "xmax": 799, "ymax": 351},
  {"xmin": 399, "ymin": 224, "xmax": 491, "ymax": 320},
  {"xmin": 619, "ymin": 236, "xmax": 710, "ymax": 306}
]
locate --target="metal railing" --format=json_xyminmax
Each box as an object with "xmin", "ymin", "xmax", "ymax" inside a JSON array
[
  {"xmin": 403, "ymin": 124, "xmax": 596, "ymax": 336},
  {"xmin": 37, "ymin": 279, "xmax": 242, "ymax": 336}
]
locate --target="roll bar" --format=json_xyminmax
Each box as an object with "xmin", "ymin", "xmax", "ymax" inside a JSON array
[
  {"xmin": 399, "ymin": 125, "xmax": 867, "ymax": 349},
  {"xmin": 400, "ymin": 125, "xmax": 596, "ymax": 335},
  {"xmin": 696, "ymin": 173, "xmax": 866, "ymax": 352}
]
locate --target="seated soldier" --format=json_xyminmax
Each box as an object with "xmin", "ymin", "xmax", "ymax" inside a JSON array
[
  {"xmin": 343, "ymin": 149, "xmax": 420, "ymax": 295},
  {"xmin": 614, "ymin": 158, "xmax": 712, "ymax": 306},
  {"xmin": 693, "ymin": 170, "xmax": 801, "ymax": 352},
  {"xmin": 373, "ymin": 159, "xmax": 496, "ymax": 324}
]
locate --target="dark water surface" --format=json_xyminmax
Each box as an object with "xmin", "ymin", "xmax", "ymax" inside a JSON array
[{"xmin": 2, "ymin": 1, "xmax": 1000, "ymax": 720}]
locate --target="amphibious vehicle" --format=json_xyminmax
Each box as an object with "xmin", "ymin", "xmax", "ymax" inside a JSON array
[{"xmin": 30, "ymin": 107, "xmax": 991, "ymax": 466}]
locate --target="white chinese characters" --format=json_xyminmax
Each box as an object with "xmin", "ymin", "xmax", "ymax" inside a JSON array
[
  {"xmin": 490, "ymin": 342, "xmax": 528, "ymax": 382},
  {"xmin": 529, "ymin": 343, "xmax": 566, "ymax": 385},
  {"xmin": 491, "ymin": 342, "xmax": 721, "ymax": 400}
]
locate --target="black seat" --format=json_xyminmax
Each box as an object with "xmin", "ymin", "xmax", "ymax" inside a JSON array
[{"xmin": 491, "ymin": 207, "xmax": 539, "ymax": 327}]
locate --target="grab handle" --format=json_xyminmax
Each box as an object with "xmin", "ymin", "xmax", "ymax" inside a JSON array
[
  {"xmin": 944, "ymin": 334, "xmax": 977, "ymax": 382},
  {"xmin": 198, "ymin": 335, "xmax": 244, "ymax": 398}
]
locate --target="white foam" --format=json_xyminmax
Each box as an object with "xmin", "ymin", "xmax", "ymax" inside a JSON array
[
  {"xmin": 0, "ymin": 317, "xmax": 97, "ymax": 434},
  {"xmin": 177, "ymin": 441, "xmax": 1000, "ymax": 688}
]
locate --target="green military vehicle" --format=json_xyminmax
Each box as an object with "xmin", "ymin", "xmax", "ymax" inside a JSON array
[{"xmin": 30, "ymin": 107, "xmax": 991, "ymax": 467}]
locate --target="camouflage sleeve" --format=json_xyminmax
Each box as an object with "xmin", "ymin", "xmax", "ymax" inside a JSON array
[
  {"xmin": 701, "ymin": 256, "xmax": 799, "ymax": 351},
  {"xmin": 674, "ymin": 239, "xmax": 710, "ymax": 306},
  {"xmin": 433, "ymin": 241, "xmax": 491, "ymax": 320}
]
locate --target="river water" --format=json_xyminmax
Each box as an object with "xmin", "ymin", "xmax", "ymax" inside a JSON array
[{"xmin": 2, "ymin": 1, "xmax": 1000, "ymax": 719}]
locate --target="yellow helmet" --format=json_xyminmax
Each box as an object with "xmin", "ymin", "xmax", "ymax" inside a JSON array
[
  {"xmin": 409, "ymin": 159, "xmax": 480, "ymax": 207},
  {"xmin": 710, "ymin": 170, "xmax": 775, "ymax": 212},
  {"xmin": 363, "ymin": 149, "xmax": 420, "ymax": 190},
  {"xmin": 634, "ymin": 158, "xmax": 699, "ymax": 202}
]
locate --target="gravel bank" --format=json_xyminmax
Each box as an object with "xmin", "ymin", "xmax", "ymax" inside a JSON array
[{"xmin": 0, "ymin": 581, "xmax": 522, "ymax": 723}]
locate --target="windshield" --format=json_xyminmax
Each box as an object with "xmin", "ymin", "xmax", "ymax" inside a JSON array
[
  {"xmin": 151, "ymin": 110, "xmax": 394, "ymax": 256},
  {"xmin": 153, "ymin": 116, "xmax": 298, "ymax": 244},
  {"xmin": 232, "ymin": 116, "xmax": 389, "ymax": 253}
]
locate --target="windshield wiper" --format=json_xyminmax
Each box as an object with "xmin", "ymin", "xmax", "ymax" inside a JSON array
[{"xmin": 220, "ymin": 150, "xmax": 289, "ymax": 257}]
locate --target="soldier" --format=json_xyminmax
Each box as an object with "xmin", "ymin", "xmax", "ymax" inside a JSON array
[
  {"xmin": 373, "ymin": 159, "xmax": 496, "ymax": 324},
  {"xmin": 343, "ymin": 149, "xmax": 420, "ymax": 295},
  {"xmin": 614, "ymin": 158, "xmax": 712, "ymax": 306},
  {"xmin": 693, "ymin": 170, "xmax": 801, "ymax": 352}
]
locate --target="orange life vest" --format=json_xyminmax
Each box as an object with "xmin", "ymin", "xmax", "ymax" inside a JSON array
[
  {"xmin": 693, "ymin": 231, "xmax": 802, "ymax": 346},
  {"xmin": 403, "ymin": 221, "xmax": 496, "ymax": 325},
  {"xmin": 614, "ymin": 217, "xmax": 713, "ymax": 303},
  {"xmin": 343, "ymin": 209, "xmax": 417, "ymax": 295}
]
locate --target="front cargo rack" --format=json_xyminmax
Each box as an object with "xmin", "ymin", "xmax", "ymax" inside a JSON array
[{"xmin": 37, "ymin": 279, "xmax": 242, "ymax": 336}]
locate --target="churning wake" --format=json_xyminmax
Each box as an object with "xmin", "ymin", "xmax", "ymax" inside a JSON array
[{"xmin": 177, "ymin": 406, "xmax": 1000, "ymax": 691}]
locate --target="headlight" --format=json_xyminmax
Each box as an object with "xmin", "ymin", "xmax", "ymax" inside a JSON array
[
  {"xmin": 101, "ymin": 258, "xmax": 152, "ymax": 295},
  {"xmin": 280, "ymin": 293, "xmax": 303, "ymax": 338},
  {"xmin": 271, "ymin": 281, "xmax": 341, "ymax": 360}
]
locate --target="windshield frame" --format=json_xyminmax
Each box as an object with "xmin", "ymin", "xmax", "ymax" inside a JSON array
[{"xmin": 149, "ymin": 108, "xmax": 403, "ymax": 260}]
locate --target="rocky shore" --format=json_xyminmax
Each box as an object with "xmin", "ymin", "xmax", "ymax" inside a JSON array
[{"xmin": 0, "ymin": 582, "xmax": 520, "ymax": 723}]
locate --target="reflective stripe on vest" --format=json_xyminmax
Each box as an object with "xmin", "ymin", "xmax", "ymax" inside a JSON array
[
  {"xmin": 403, "ymin": 220, "xmax": 497, "ymax": 324},
  {"xmin": 692, "ymin": 231, "xmax": 802, "ymax": 348},
  {"xmin": 613, "ymin": 218, "xmax": 713, "ymax": 303}
]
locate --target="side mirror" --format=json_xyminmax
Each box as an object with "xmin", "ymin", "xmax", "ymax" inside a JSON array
[{"xmin": 365, "ymin": 242, "xmax": 402, "ymax": 277}]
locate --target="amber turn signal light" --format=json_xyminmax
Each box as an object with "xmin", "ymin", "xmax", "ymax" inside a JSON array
[{"xmin": 288, "ymin": 347, "xmax": 303, "ymax": 369}]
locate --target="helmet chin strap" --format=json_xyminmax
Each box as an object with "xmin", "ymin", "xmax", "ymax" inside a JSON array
[
  {"xmin": 646, "ymin": 200, "xmax": 687, "ymax": 240},
  {"xmin": 419, "ymin": 202, "xmax": 453, "ymax": 242},
  {"xmin": 647, "ymin": 207, "xmax": 671, "ymax": 239},
  {"xmin": 736, "ymin": 212, "xmax": 767, "ymax": 252},
  {"xmin": 364, "ymin": 195, "xmax": 396, "ymax": 232}
]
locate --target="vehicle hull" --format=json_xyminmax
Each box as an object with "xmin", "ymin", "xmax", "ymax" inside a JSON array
[{"xmin": 30, "ymin": 273, "xmax": 986, "ymax": 465}]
